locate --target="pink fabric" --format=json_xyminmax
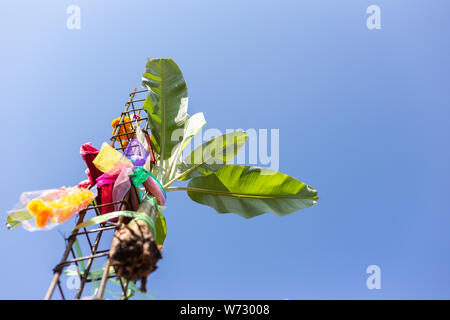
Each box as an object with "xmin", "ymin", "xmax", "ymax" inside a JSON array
[
  {"xmin": 96, "ymin": 166, "xmax": 120, "ymax": 215},
  {"xmin": 96, "ymin": 171, "xmax": 119, "ymax": 189},
  {"xmin": 80, "ymin": 143, "xmax": 103, "ymax": 187},
  {"xmin": 97, "ymin": 162, "xmax": 135, "ymax": 216},
  {"xmin": 112, "ymin": 165, "xmax": 133, "ymax": 211}
]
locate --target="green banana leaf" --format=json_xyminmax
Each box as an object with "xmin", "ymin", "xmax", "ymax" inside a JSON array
[
  {"xmin": 164, "ymin": 112, "xmax": 206, "ymax": 183},
  {"xmin": 185, "ymin": 164, "xmax": 318, "ymax": 218},
  {"xmin": 155, "ymin": 212, "xmax": 167, "ymax": 246},
  {"xmin": 73, "ymin": 210, "xmax": 167, "ymax": 246},
  {"xmin": 74, "ymin": 211, "xmax": 156, "ymax": 236},
  {"xmin": 73, "ymin": 238, "xmax": 86, "ymax": 272},
  {"xmin": 142, "ymin": 58, "xmax": 189, "ymax": 161},
  {"xmin": 177, "ymin": 130, "xmax": 248, "ymax": 181}
]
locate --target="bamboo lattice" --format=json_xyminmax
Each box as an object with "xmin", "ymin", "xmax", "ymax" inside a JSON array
[{"xmin": 44, "ymin": 88, "xmax": 154, "ymax": 300}]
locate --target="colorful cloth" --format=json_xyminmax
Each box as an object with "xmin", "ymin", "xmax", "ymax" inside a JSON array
[
  {"xmin": 131, "ymin": 167, "xmax": 166, "ymax": 206},
  {"xmin": 8, "ymin": 186, "xmax": 95, "ymax": 231},
  {"xmin": 93, "ymin": 142, "xmax": 131, "ymax": 173},
  {"xmin": 123, "ymin": 138, "xmax": 148, "ymax": 166},
  {"xmin": 80, "ymin": 142, "xmax": 103, "ymax": 187},
  {"xmin": 112, "ymin": 164, "xmax": 134, "ymax": 211},
  {"xmin": 98, "ymin": 184, "xmax": 114, "ymax": 215}
]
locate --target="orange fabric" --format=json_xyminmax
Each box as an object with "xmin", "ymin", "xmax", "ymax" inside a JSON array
[{"xmin": 26, "ymin": 188, "xmax": 94, "ymax": 228}]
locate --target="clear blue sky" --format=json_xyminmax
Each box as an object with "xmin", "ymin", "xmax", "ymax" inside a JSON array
[{"xmin": 1, "ymin": 0, "xmax": 449, "ymax": 299}]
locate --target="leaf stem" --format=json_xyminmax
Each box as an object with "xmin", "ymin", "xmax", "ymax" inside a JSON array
[
  {"xmin": 163, "ymin": 162, "xmax": 202, "ymax": 189},
  {"xmin": 165, "ymin": 186, "xmax": 314, "ymax": 199}
]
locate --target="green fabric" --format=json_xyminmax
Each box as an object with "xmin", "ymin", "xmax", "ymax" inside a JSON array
[
  {"xmin": 143, "ymin": 194, "xmax": 158, "ymax": 209},
  {"xmin": 133, "ymin": 213, "xmax": 157, "ymax": 237},
  {"xmin": 131, "ymin": 166, "xmax": 150, "ymax": 187},
  {"xmin": 139, "ymin": 196, "xmax": 166, "ymax": 245}
]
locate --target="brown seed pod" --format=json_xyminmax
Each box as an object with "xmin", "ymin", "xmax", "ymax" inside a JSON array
[{"xmin": 109, "ymin": 201, "xmax": 162, "ymax": 292}]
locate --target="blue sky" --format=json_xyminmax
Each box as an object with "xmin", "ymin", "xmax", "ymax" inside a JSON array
[{"xmin": 1, "ymin": 0, "xmax": 449, "ymax": 299}]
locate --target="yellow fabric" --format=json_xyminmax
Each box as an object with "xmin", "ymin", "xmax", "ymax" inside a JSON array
[{"xmin": 93, "ymin": 142, "xmax": 129, "ymax": 173}]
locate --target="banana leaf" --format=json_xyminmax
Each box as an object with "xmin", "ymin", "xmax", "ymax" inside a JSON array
[{"xmin": 185, "ymin": 164, "xmax": 318, "ymax": 218}]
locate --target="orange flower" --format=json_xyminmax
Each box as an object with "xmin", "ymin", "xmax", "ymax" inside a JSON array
[
  {"xmin": 27, "ymin": 188, "xmax": 94, "ymax": 227},
  {"xmin": 111, "ymin": 116, "xmax": 136, "ymax": 148},
  {"xmin": 27, "ymin": 199, "xmax": 53, "ymax": 228}
]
